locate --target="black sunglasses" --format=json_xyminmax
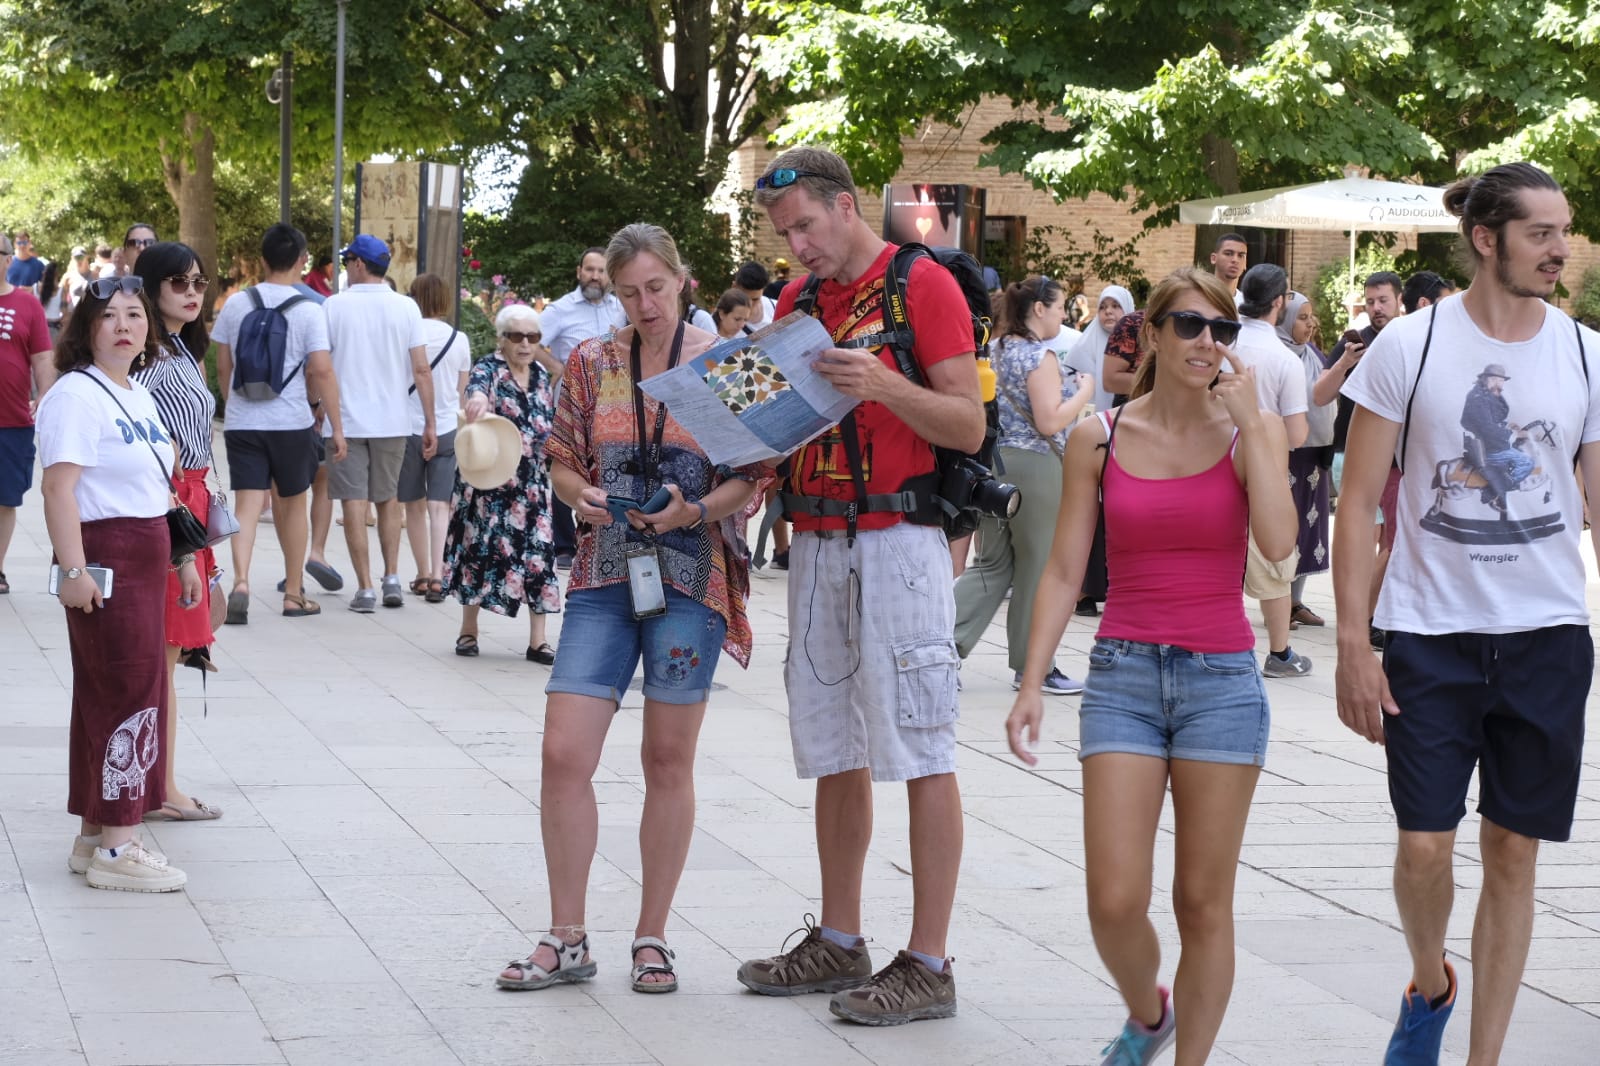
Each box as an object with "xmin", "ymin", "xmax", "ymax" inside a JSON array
[
  {"xmin": 500, "ymin": 331, "xmax": 541, "ymax": 345},
  {"xmin": 124, "ymin": 237, "xmax": 155, "ymax": 249},
  {"xmin": 86, "ymin": 276, "xmax": 145, "ymax": 300},
  {"xmin": 1154, "ymin": 310, "xmax": 1241, "ymax": 347},
  {"xmin": 165, "ymin": 274, "xmax": 210, "ymax": 294},
  {"xmin": 755, "ymin": 168, "xmax": 847, "ymax": 192}
]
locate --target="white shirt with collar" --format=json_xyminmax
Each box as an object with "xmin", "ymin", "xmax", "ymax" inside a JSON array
[
  {"xmin": 323, "ymin": 282, "xmax": 427, "ymax": 438},
  {"xmin": 541, "ymin": 286, "xmax": 628, "ymax": 365},
  {"xmin": 1233, "ymin": 316, "xmax": 1308, "ymax": 418}
]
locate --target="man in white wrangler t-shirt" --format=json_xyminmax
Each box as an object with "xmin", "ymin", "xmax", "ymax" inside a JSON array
[
  {"xmin": 323, "ymin": 234, "xmax": 436, "ymax": 613},
  {"xmin": 1233, "ymin": 263, "xmax": 1311, "ymax": 678},
  {"xmin": 1336, "ymin": 162, "xmax": 1600, "ymax": 1066}
]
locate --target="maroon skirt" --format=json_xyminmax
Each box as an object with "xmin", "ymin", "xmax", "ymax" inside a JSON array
[{"xmin": 65, "ymin": 515, "xmax": 170, "ymax": 826}]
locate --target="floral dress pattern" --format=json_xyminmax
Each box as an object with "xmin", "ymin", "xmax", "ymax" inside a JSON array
[
  {"xmin": 441, "ymin": 355, "xmax": 561, "ymax": 617},
  {"xmin": 991, "ymin": 334, "xmax": 1076, "ymax": 455}
]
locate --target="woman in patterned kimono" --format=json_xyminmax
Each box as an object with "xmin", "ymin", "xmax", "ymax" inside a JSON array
[
  {"xmin": 441, "ymin": 304, "xmax": 565, "ymax": 661},
  {"xmin": 1276, "ymin": 291, "xmax": 1336, "ymax": 627}
]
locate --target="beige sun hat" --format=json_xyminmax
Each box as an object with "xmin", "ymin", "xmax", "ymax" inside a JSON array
[{"xmin": 454, "ymin": 412, "xmax": 523, "ymax": 490}]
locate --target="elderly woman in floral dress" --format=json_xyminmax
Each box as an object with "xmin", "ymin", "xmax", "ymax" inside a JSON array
[{"xmin": 441, "ymin": 304, "xmax": 565, "ymax": 661}]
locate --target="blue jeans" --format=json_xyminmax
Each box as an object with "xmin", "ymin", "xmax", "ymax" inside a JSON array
[
  {"xmin": 1078, "ymin": 638, "xmax": 1270, "ymax": 766},
  {"xmin": 1485, "ymin": 447, "xmax": 1533, "ymax": 488},
  {"xmin": 546, "ymin": 584, "xmax": 727, "ymax": 706}
]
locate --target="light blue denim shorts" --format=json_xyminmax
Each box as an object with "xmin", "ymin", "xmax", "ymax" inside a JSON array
[
  {"xmin": 545, "ymin": 584, "xmax": 727, "ymax": 706},
  {"xmin": 1078, "ymin": 638, "xmax": 1270, "ymax": 766}
]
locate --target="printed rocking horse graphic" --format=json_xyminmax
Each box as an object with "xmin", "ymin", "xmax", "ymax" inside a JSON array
[{"xmin": 1420, "ymin": 363, "xmax": 1565, "ymax": 545}]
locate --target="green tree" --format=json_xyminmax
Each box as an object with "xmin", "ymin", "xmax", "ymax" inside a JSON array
[
  {"xmin": 0, "ymin": 0, "xmax": 493, "ymax": 287},
  {"xmin": 760, "ymin": 1, "xmax": 1600, "ymax": 234},
  {"xmin": 459, "ymin": 0, "xmax": 790, "ymax": 290}
]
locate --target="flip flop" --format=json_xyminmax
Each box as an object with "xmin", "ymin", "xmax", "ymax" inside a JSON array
[
  {"xmin": 143, "ymin": 799, "xmax": 223, "ymax": 822},
  {"xmin": 282, "ymin": 592, "xmax": 321, "ymax": 617},
  {"xmin": 305, "ymin": 560, "xmax": 345, "ymax": 592},
  {"xmin": 225, "ymin": 590, "xmax": 249, "ymax": 625}
]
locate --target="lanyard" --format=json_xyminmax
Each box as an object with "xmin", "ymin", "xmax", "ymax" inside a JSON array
[{"xmin": 629, "ymin": 320, "xmax": 686, "ymax": 491}]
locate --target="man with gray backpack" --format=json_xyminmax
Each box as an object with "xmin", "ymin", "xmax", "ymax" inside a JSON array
[{"xmin": 214, "ymin": 223, "xmax": 346, "ymax": 623}]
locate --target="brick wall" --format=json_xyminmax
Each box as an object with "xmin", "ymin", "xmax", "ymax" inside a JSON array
[{"xmin": 733, "ymin": 97, "xmax": 1600, "ymax": 313}]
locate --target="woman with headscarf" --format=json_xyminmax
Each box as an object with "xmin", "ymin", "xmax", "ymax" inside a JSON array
[
  {"xmin": 1065, "ymin": 285, "xmax": 1134, "ymax": 416},
  {"xmin": 1276, "ymin": 291, "xmax": 1336, "ymax": 627}
]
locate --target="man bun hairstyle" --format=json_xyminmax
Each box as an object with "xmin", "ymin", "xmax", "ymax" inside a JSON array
[
  {"xmin": 1442, "ymin": 162, "xmax": 1562, "ymax": 268},
  {"xmin": 1238, "ymin": 263, "xmax": 1288, "ymax": 319}
]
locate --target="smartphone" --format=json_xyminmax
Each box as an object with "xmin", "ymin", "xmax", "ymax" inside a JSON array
[
  {"xmin": 625, "ymin": 547, "xmax": 668, "ymax": 619},
  {"xmin": 1342, "ymin": 329, "xmax": 1365, "ymax": 347},
  {"xmin": 48, "ymin": 564, "xmax": 113, "ymax": 599},
  {"xmin": 605, "ymin": 485, "xmax": 673, "ymax": 524}
]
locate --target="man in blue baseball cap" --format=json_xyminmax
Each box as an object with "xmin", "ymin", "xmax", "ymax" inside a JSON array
[{"xmin": 323, "ymin": 234, "xmax": 437, "ymax": 612}]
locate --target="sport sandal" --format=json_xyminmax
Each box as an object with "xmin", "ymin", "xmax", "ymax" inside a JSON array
[
  {"xmin": 496, "ymin": 932, "xmax": 597, "ymax": 991},
  {"xmin": 630, "ymin": 936, "xmax": 678, "ymax": 993}
]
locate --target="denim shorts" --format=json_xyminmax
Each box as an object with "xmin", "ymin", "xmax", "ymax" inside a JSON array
[
  {"xmin": 1078, "ymin": 638, "xmax": 1270, "ymax": 766},
  {"xmin": 546, "ymin": 583, "xmax": 727, "ymax": 706}
]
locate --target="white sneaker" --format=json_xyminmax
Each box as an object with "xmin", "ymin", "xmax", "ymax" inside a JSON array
[
  {"xmin": 85, "ymin": 840, "xmax": 187, "ymax": 893},
  {"xmin": 68, "ymin": 834, "xmax": 100, "ymax": 875}
]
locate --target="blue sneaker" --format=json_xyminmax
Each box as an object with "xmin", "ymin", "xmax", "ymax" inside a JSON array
[
  {"xmin": 1100, "ymin": 986, "xmax": 1175, "ymax": 1065},
  {"xmin": 1384, "ymin": 959, "xmax": 1457, "ymax": 1065}
]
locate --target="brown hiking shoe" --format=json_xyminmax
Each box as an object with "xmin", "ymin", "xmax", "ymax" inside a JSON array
[
  {"xmin": 737, "ymin": 914, "xmax": 872, "ymax": 996},
  {"xmin": 829, "ymin": 951, "xmax": 956, "ymax": 1026}
]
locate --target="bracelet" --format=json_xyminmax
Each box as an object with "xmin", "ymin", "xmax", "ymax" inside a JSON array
[
  {"xmin": 174, "ymin": 553, "xmax": 196, "ymax": 568},
  {"xmin": 692, "ymin": 500, "xmax": 708, "ymax": 527}
]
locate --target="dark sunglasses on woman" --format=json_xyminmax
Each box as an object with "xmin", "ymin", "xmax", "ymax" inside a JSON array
[
  {"xmin": 85, "ymin": 276, "xmax": 145, "ymax": 300},
  {"xmin": 165, "ymin": 275, "xmax": 210, "ymax": 294},
  {"xmin": 1154, "ymin": 310, "xmax": 1241, "ymax": 347},
  {"xmin": 501, "ymin": 331, "xmax": 542, "ymax": 345}
]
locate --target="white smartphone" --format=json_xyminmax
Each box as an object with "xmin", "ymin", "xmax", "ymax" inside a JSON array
[
  {"xmin": 48, "ymin": 565, "xmax": 114, "ymax": 599},
  {"xmin": 625, "ymin": 547, "xmax": 667, "ymax": 619}
]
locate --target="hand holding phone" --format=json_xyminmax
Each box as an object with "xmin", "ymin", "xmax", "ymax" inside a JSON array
[
  {"xmin": 49, "ymin": 564, "xmax": 111, "ymax": 612},
  {"xmin": 605, "ymin": 485, "xmax": 673, "ymax": 526}
]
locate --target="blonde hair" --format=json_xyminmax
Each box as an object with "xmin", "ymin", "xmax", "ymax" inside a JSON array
[
  {"xmin": 605, "ymin": 223, "xmax": 685, "ymax": 284},
  {"xmin": 1129, "ymin": 268, "xmax": 1239, "ymax": 400}
]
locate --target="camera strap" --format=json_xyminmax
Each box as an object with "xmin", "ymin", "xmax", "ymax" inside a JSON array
[{"xmin": 629, "ymin": 321, "xmax": 686, "ymax": 495}]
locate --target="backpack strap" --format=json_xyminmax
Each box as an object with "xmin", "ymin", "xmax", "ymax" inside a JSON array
[
  {"xmin": 410, "ymin": 327, "xmax": 459, "ymax": 396},
  {"xmin": 1397, "ymin": 303, "xmax": 1439, "ymax": 475}
]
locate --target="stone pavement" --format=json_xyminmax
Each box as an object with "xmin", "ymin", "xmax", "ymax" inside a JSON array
[{"xmin": 2, "ymin": 490, "xmax": 1599, "ymax": 1066}]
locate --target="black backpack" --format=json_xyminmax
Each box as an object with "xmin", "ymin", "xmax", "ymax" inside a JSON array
[
  {"xmin": 788, "ymin": 242, "xmax": 999, "ymax": 538},
  {"xmin": 231, "ymin": 288, "xmax": 311, "ymax": 400}
]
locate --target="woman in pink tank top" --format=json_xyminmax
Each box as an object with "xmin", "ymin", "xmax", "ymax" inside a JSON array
[{"xmin": 1006, "ymin": 269, "xmax": 1295, "ymax": 1064}]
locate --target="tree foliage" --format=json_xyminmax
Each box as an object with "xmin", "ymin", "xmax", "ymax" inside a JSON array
[{"xmin": 759, "ymin": 0, "xmax": 1600, "ymax": 234}]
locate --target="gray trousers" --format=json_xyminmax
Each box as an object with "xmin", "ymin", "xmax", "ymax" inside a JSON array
[{"xmin": 952, "ymin": 446, "xmax": 1064, "ymax": 674}]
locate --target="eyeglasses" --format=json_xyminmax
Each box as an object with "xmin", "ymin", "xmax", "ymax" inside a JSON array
[
  {"xmin": 85, "ymin": 276, "xmax": 145, "ymax": 300},
  {"xmin": 164, "ymin": 274, "xmax": 210, "ymax": 294},
  {"xmin": 15, "ymin": 238, "xmax": 30, "ymax": 247},
  {"xmin": 500, "ymin": 331, "xmax": 541, "ymax": 344},
  {"xmin": 755, "ymin": 168, "xmax": 847, "ymax": 192},
  {"xmin": 1154, "ymin": 310, "xmax": 1241, "ymax": 347}
]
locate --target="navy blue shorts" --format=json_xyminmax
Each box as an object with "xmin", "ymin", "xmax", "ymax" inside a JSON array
[
  {"xmin": 1382, "ymin": 626, "xmax": 1591, "ymax": 842},
  {"xmin": 0, "ymin": 426, "xmax": 36, "ymax": 507}
]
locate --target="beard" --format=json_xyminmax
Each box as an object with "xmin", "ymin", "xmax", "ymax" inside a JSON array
[
  {"xmin": 581, "ymin": 280, "xmax": 605, "ymax": 302},
  {"xmin": 1494, "ymin": 241, "xmax": 1561, "ymax": 299}
]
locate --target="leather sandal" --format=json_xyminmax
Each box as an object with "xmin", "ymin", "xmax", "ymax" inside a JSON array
[
  {"xmin": 455, "ymin": 634, "xmax": 480, "ymax": 657},
  {"xmin": 496, "ymin": 933, "xmax": 596, "ymax": 991},
  {"xmin": 630, "ymin": 936, "xmax": 678, "ymax": 993},
  {"xmin": 282, "ymin": 592, "xmax": 321, "ymax": 617}
]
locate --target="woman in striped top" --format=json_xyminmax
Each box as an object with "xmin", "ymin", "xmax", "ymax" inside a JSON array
[{"xmin": 131, "ymin": 242, "xmax": 224, "ymax": 822}]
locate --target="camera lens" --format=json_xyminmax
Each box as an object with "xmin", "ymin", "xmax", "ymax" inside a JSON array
[{"xmin": 970, "ymin": 478, "xmax": 1021, "ymax": 520}]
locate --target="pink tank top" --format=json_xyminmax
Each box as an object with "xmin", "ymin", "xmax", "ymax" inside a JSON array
[{"xmin": 1095, "ymin": 412, "xmax": 1255, "ymax": 653}]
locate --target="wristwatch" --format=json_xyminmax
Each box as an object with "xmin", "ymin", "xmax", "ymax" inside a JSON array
[{"xmin": 63, "ymin": 566, "xmax": 84, "ymax": 580}]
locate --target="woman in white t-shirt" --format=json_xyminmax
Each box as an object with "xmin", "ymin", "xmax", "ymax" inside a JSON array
[
  {"xmin": 400, "ymin": 274, "xmax": 472, "ymax": 601},
  {"xmin": 36, "ymin": 277, "xmax": 203, "ymax": 894}
]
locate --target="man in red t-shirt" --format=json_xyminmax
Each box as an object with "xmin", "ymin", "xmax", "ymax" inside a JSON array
[
  {"xmin": 734, "ymin": 147, "xmax": 984, "ymax": 1025},
  {"xmin": 0, "ymin": 233, "xmax": 56, "ymax": 594}
]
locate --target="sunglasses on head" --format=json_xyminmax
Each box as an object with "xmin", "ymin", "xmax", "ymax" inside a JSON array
[
  {"xmin": 164, "ymin": 274, "xmax": 210, "ymax": 294},
  {"xmin": 1155, "ymin": 310, "xmax": 1241, "ymax": 347},
  {"xmin": 500, "ymin": 331, "xmax": 541, "ymax": 345},
  {"xmin": 755, "ymin": 168, "xmax": 846, "ymax": 192},
  {"xmin": 86, "ymin": 276, "xmax": 144, "ymax": 300}
]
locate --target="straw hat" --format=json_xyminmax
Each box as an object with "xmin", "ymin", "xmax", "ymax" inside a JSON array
[{"xmin": 455, "ymin": 413, "xmax": 523, "ymax": 489}]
